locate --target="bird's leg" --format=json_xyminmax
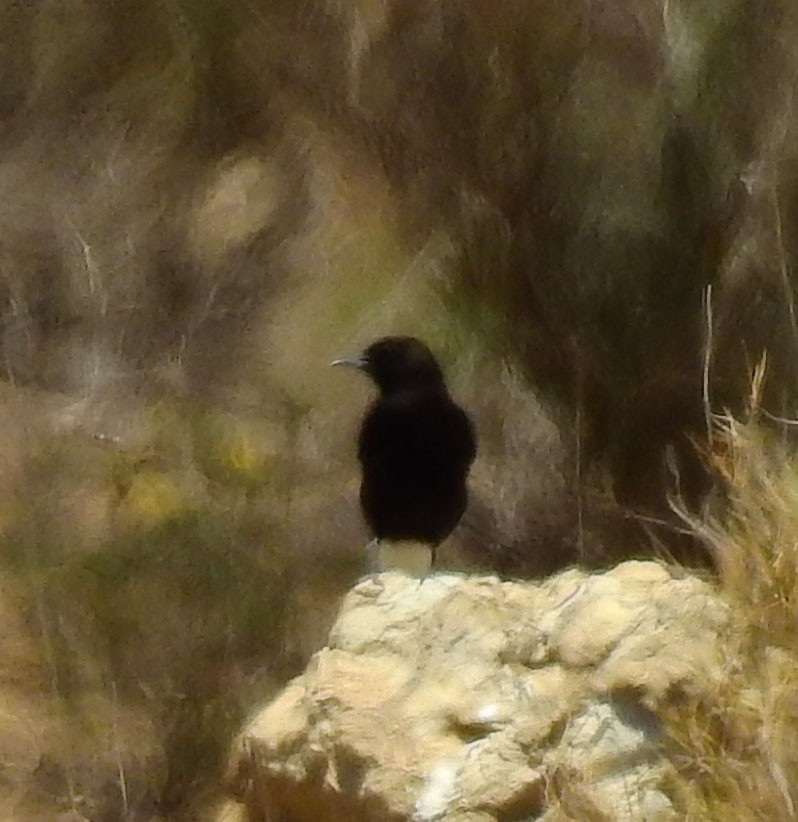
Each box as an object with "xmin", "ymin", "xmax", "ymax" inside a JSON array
[
  {"xmin": 365, "ymin": 538, "xmax": 381, "ymax": 578},
  {"xmin": 377, "ymin": 541, "xmax": 433, "ymax": 577},
  {"xmin": 416, "ymin": 545, "xmax": 436, "ymax": 588}
]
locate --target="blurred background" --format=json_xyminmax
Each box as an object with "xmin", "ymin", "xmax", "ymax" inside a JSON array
[{"xmin": 2, "ymin": 1, "xmax": 798, "ymax": 818}]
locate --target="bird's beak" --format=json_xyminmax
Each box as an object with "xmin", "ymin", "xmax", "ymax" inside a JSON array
[{"xmin": 331, "ymin": 354, "xmax": 366, "ymax": 370}]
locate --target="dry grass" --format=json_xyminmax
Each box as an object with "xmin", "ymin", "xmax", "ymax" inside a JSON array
[{"xmin": 662, "ymin": 368, "xmax": 798, "ymax": 819}]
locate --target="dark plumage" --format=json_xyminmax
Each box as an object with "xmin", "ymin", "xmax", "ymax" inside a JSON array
[{"xmin": 333, "ymin": 336, "xmax": 476, "ymax": 567}]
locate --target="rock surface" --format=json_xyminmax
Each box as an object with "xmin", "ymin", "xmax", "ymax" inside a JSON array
[{"xmin": 219, "ymin": 562, "xmax": 732, "ymax": 821}]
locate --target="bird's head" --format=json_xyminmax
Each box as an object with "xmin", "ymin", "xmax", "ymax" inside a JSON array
[{"xmin": 332, "ymin": 336, "xmax": 445, "ymax": 395}]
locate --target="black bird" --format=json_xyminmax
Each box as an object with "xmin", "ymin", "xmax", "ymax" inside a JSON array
[{"xmin": 333, "ymin": 336, "xmax": 476, "ymax": 570}]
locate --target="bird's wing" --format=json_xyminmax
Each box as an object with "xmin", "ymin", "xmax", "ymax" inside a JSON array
[
  {"xmin": 358, "ymin": 392, "xmax": 475, "ymax": 473},
  {"xmin": 357, "ymin": 397, "xmax": 411, "ymax": 468}
]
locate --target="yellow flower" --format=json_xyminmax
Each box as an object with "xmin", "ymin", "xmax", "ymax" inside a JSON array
[
  {"xmin": 124, "ymin": 471, "xmax": 183, "ymax": 528},
  {"xmin": 224, "ymin": 431, "xmax": 267, "ymax": 478}
]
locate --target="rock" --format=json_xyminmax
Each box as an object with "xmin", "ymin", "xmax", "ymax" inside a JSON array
[{"xmin": 219, "ymin": 561, "xmax": 732, "ymax": 821}]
